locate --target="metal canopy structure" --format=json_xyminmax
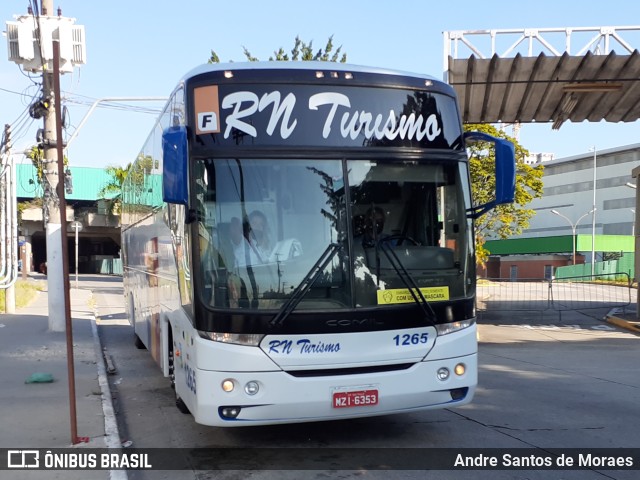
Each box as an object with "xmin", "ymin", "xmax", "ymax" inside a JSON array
[{"xmin": 444, "ymin": 26, "xmax": 640, "ymax": 129}]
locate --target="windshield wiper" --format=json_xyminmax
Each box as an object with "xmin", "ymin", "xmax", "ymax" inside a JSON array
[
  {"xmin": 377, "ymin": 240, "xmax": 437, "ymax": 325},
  {"xmin": 269, "ymin": 242, "xmax": 342, "ymax": 327}
]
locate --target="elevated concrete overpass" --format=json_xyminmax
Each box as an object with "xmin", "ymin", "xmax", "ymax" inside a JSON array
[{"xmin": 17, "ymin": 164, "xmax": 120, "ymax": 274}]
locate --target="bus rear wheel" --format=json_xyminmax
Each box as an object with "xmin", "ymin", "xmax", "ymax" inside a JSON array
[
  {"xmin": 129, "ymin": 295, "xmax": 146, "ymax": 350},
  {"xmin": 134, "ymin": 334, "xmax": 146, "ymax": 349}
]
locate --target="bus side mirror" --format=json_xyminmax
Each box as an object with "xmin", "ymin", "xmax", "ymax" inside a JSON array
[
  {"xmin": 162, "ymin": 126, "xmax": 188, "ymax": 205},
  {"xmin": 464, "ymin": 131, "xmax": 516, "ymax": 219},
  {"xmin": 493, "ymin": 137, "xmax": 516, "ymax": 206}
]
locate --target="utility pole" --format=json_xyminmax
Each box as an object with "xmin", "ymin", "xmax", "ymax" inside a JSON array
[
  {"xmin": 6, "ymin": 3, "xmax": 85, "ymax": 329},
  {"xmin": 590, "ymin": 146, "xmax": 597, "ymax": 278},
  {"xmin": 54, "ymin": 38, "xmax": 82, "ymax": 446},
  {"xmin": 3, "ymin": 124, "xmax": 16, "ymax": 313},
  {"xmin": 40, "ymin": 1, "xmax": 79, "ymax": 443},
  {"xmin": 5, "ymin": 1, "xmax": 86, "ymax": 446},
  {"xmin": 40, "ymin": 0, "xmax": 66, "ymax": 331}
]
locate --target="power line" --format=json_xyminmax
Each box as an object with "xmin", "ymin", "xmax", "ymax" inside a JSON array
[
  {"xmin": 1, "ymin": 81, "xmax": 41, "ymax": 106},
  {"xmin": 4, "ymin": 87, "xmax": 163, "ymax": 115},
  {"xmin": 63, "ymin": 96, "xmax": 164, "ymax": 115},
  {"xmin": 0, "ymin": 86, "xmax": 33, "ymax": 96}
]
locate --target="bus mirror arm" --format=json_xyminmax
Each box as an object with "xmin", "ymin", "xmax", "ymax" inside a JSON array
[{"xmin": 466, "ymin": 202, "xmax": 496, "ymax": 220}]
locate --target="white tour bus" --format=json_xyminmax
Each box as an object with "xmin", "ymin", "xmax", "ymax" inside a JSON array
[{"xmin": 121, "ymin": 62, "xmax": 515, "ymax": 426}]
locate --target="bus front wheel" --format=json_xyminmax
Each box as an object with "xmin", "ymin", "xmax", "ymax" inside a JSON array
[{"xmin": 168, "ymin": 335, "xmax": 190, "ymax": 415}]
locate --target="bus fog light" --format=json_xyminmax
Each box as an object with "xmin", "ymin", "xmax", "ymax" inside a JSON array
[
  {"xmin": 244, "ymin": 381, "xmax": 259, "ymax": 396},
  {"xmin": 437, "ymin": 367, "xmax": 450, "ymax": 381},
  {"xmin": 454, "ymin": 363, "xmax": 466, "ymax": 376},
  {"xmin": 222, "ymin": 379, "xmax": 235, "ymax": 392},
  {"xmin": 220, "ymin": 407, "xmax": 241, "ymax": 419}
]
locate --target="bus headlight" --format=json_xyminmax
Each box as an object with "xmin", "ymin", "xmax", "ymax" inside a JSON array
[
  {"xmin": 222, "ymin": 379, "xmax": 235, "ymax": 392},
  {"xmin": 454, "ymin": 363, "xmax": 466, "ymax": 376},
  {"xmin": 198, "ymin": 331, "xmax": 265, "ymax": 346},
  {"xmin": 435, "ymin": 319, "xmax": 475, "ymax": 336},
  {"xmin": 437, "ymin": 367, "xmax": 450, "ymax": 381}
]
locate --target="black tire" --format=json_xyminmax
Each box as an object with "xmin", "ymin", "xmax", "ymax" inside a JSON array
[
  {"xmin": 175, "ymin": 395, "xmax": 190, "ymax": 414},
  {"xmin": 134, "ymin": 334, "xmax": 146, "ymax": 350},
  {"xmin": 129, "ymin": 295, "xmax": 146, "ymax": 349},
  {"xmin": 168, "ymin": 331, "xmax": 190, "ymax": 415}
]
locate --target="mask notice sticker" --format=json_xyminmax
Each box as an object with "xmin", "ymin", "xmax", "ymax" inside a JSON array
[{"xmin": 377, "ymin": 286, "xmax": 449, "ymax": 304}]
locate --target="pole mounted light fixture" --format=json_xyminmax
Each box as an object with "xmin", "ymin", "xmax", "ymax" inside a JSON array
[
  {"xmin": 551, "ymin": 208, "xmax": 595, "ymax": 265},
  {"xmin": 563, "ymin": 82, "xmax": 623, "ymax": 93},
  {"xmin": 589, "ymin": 146, "xmax": 597, "ymax": 276}
]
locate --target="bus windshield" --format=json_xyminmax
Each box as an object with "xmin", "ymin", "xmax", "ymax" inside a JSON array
[{"xmin": 195, "ymin": 157, "xmax": 473, "ymax": 311}]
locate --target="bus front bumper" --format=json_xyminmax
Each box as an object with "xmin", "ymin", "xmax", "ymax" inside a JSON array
[{"xmin": 190, "ymin": 352, "xmax": 477, "ymax": 427}]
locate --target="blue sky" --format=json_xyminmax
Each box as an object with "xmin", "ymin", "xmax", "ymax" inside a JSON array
[{"xmin": 2, "ymin": 0, "xmax": 640, "ymax": 168}]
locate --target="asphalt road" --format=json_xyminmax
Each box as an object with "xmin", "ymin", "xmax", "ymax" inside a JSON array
[{"xmin": 81, "ymin": 275, "xmax": 640, "ymax": 480}]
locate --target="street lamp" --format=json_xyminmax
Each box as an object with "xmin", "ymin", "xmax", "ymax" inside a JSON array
[
  {"xmin": 625, "ymin": 183, "xmax": 636, "ymax": 236},
  {"xmin": 551, "ymin": 209, "xmax": 595, "ymax": 265},
  {"xmin": 589, "ymin": 146, "xmax": 597, "ymax": 276}
]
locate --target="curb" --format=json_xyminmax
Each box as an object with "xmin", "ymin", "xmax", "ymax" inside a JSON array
[
  {"xmin": 605, "ymin": 309, "xmax": 640, "ymax": 335},
  {"xmin": 90, "ymin": 312, "xmax": 128, "ymax": 480}
]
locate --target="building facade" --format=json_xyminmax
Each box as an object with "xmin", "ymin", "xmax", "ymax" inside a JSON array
[
  {"xmin": 517, "ymin": 143, "xmax": 639, "ymax": 251},
  {"xmin": 479, "ymin": 143, "xmax": 639, "ymax": 279}
]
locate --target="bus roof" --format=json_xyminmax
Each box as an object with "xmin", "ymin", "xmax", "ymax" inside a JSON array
[{"xmin": 182, "ymin": 61, "xmax": 443, "ymax": 86}]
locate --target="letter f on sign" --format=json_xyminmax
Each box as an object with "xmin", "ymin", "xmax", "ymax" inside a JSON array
[
  {"xmin": 194, "ymin": 85, "xmax": 221, "ymax": 134},
  {"xmin": 198, "ymin": 112, "xmax": 218, "ymax": 132}
]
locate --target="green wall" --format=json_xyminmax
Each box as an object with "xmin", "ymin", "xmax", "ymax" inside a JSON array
[
  {"xmin": 485, "ymin": 235, "xmax": 634, "ymax": 255},
  {"xmin": 16, "ymin": 164, "xmax": 118, "ymax": 201}
]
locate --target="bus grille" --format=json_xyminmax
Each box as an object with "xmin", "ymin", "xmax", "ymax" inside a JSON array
[{"xmin": 285, "ymin": 363, "xmax": 414, "ymax": 378}]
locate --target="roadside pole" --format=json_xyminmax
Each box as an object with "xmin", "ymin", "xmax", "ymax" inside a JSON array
[
  {"xmin": 70, "ymin": 221, "xmax": 83, "ymax": 289},
  {"xmin": 41, "ymin": 0, "xmax": 66, "ymax": 332},
  {"xmin": 53, "ymin": 38, "xmax": 82, "ymax": 446},
  {"xmin": 5, "ymin": 0, "xmax": 87, "ymax": 445},
  {"xmin": 41, "ymin": 0, "xmax": 80, "ymax": 444},
  {"xmin": 632, "ymin": 166, "xmax": 640, "ymax": 320},
  {"xmin": 2, "ymin": 124, "xmax": 16, "ymax": 313}
]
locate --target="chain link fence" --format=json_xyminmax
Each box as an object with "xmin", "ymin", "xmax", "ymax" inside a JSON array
[{"xmin": 477, "ymin": 273, "xmax": 632, "ymax": 319}]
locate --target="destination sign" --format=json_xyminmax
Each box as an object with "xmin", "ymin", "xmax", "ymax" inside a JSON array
[{"xmin": 192, "ymin": 84, "xmax": 462, "ymax": 149}]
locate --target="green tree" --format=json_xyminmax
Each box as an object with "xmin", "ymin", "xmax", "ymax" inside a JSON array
[
  {"xmin": 208, "ymin": 35, "xmax": 347, "ymax": 63},
  {"xmin": 98, "ymin": 164, "xmax": 131, "ymax": 215},
  {"xmin": 26, "ymin": 145, "xmax": 45, "ymax": 185},
  {"xmin": 465, "ymin": 123, "xmax": 544, "ymax": 265},
  {"xmin": 99, "ymin": 155, "xmax": 158, "ymax": 214}
]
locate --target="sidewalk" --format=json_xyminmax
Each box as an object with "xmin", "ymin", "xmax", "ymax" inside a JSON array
[{"xmin": 0, "ymin": 277, "xmax": 115, "ymax": 479}]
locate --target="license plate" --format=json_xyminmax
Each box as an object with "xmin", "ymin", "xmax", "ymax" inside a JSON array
[{"xmin": 332, "ymin": 389, "xmax": 378, "ymax": 408}]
